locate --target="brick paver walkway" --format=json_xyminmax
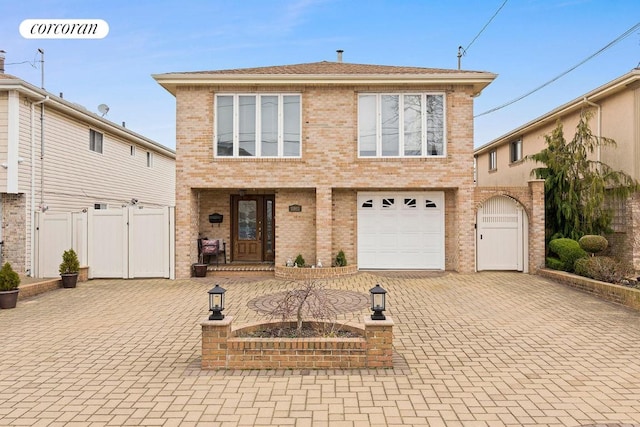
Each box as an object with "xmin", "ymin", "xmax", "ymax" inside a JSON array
[{"xmin": 1, "ymin": 272, "xmax": 640, "ymax": 426}]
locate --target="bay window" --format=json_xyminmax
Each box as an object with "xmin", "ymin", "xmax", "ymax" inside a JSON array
[
  {"xmin": 215, "ymin": 94, "xmax": 301, "ymax": 158},
  {"xmin": 358, "ymin": 93, "xmax": 445, "ymax": 157}
]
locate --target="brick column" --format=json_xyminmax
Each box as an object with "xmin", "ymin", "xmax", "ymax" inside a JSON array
[
  {"xmin": 457, "ymin": 187, "xmax": 476, "ymax": 273},
  {"xmin": 315, "ymin": 187, "xmax": 333, "ymax": 267},
  {"xmin": 201, "ymin": 316, "xmax": 233, "ymax": 370},
  {"xmin": 528, "ymin": 179, "xmax": 545, "ymax": 273},
  {"xmin": 364, "ymin": 316, "xmax": 394, "ymax": 368}
]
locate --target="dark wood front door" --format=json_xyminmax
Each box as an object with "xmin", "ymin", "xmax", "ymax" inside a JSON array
[{"xmin": 232, "ymin": 195, "xmax": 275, "ymax": 262}]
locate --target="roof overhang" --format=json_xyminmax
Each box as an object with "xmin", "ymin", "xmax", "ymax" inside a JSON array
[
  {"xmin": 474, "ymin": 68, "xmax": 640, "ymax": 156},
  {"xmin": 0, "ymin": 78, "xmax": 175, "ymax": 158},
  {"xmin": 152, "ymin": 72, "xmax": 497, "ymax": 97}
]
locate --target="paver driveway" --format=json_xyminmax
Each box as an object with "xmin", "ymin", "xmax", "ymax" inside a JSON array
[{"xmin": 1, "ymin": 271, "xmax": 639, "ymax": 426}]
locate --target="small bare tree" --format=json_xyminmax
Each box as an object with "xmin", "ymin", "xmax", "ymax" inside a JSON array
[{"xmin": 267, "ymin": 280, "xmax": 334, "ymax": 334}]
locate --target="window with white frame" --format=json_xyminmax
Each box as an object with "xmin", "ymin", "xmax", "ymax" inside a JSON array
[
  {"xmin": 489, "ymin": 150, "xmax": 497, "ymax": 171},
  {"xmin": 89, "ymin": 129, "xmax": 103, "ymax": 153},
  {"xmin": 146, "ymin": 151, "xmax": 153, "ymax": 167},
  {"xmin": 215, "ymin": 94, "xmax": 301, "ymax": 157},
  {"xmin": 510, "ymin": 139, "xmax": 522, "ymax": 163},
  {"xmin": 358, "ymin": 93, "xmax": 445, "ymax": 157}
]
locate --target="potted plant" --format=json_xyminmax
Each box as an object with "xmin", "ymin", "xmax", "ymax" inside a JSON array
[
  {"xmin": 193, "ymin": 249, "xmax": 209, "ymax": 277},
  {"xmin": 59, "ymin": 248, "xmax": 80, "ymax": 288},
  {"xmin": 0, "ymin": 262, "xmax": 21, "ymax": 309}
]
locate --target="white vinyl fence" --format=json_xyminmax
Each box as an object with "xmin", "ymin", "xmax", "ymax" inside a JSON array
[{"xmin": 35, "ymin": 206, "xmax": 175, "ymax": 279}]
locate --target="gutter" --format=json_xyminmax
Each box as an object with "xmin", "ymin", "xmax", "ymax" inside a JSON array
[
  {"xmin": 153, "ymin": 72, "xmax": 498, "ymax": 97},
  {"xmin": 30, "ymin": 95, "xmax": 48, "ymax": 277}
]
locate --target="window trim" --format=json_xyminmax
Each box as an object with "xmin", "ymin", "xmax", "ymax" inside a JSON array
[
  {"xmin": 510, "ymin": 139, "xmax": 523, "ymax": 163},
  {"xmin": 89, "ymin": 129, "xmax": 103, "ymax": 154},
  {"xmin": 214, "ymin": 93, "xmax": 302, "ymax": 158},
  {"xmin": 488, "ymin": 150, "xmax": 497, "ymax": 171},
  {"xmin": 357, "ymin": 92, "xmax": 446, "ymax": 158}
]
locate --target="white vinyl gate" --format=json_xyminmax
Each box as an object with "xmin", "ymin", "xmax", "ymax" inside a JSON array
[
  {"xmin": 36, "ymin": 206, "xmax": 174, "ymax": 279},
  {"xmin": 476, "ymin": 196, "xmax": 527, "ymax": 272}
]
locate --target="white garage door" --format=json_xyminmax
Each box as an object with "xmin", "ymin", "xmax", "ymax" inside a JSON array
[{"xmin": 357, "ymin": 192, "xmax": 445, "ymax": 269}]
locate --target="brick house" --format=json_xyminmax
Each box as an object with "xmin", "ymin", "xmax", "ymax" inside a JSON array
[
  {"xmin": 475, "ymin": 68, "xmax": 640, "ymax": 269},
  {"xmin": 155, "ymin": 56, "xmax": 544, "ymax": 279}
]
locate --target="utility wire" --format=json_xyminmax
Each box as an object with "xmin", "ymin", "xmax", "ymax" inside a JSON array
[
  {"xmin": 463, "ymin": 0, "xmax": 509, "ymax": 54},
  {"xmin": 459, "ymin": 0, "xmax": 508, "ymax": 69},
  {"xmin": 475, "ymin": 21, "xmax": 640, "ymax": 118}
]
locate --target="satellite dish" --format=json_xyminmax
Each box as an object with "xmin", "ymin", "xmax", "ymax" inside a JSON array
[{"xmin": 98, "ymin": 104, "xmax": 109, "ymax": 117}]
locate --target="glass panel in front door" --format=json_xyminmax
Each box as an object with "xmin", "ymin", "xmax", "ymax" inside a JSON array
[
  {"xmin": 265, "ymin": 200, "xmax": 273, "ymax": 254},
  {"xmin": 238, "ymin": 200, "xmax": 257, "ymax": 240}
]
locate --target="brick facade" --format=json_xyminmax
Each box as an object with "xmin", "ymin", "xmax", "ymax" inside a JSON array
[
  {"xmin": 164, "ymin": 64, "xmax": 495, "ymax": 278},
  {"xmin": 1, "ymin": 193, "xmax": 26, "ymax": 272},
  {"xmin": 473, "ymin": 180, "xmax": 546, "ymax": 273}
]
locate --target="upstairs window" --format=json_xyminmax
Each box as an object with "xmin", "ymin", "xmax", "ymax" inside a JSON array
[
  {"xmin": 358, "ymin": 93, "xmax": 445, "ymax": 157},
  {"xmin": 489, "ymin": 150, "xmax": 497, "ymax": 171},
  {"xmin": 89, "ymin": 129, "xmax": 103, "ymax": 153},
  {"xmin": 215, "ymin": 94, "xmax": 301, "ymax": 158},
  {"xmin": 146, "ymin": 151, "xmax": 153, "ymax": 167},
  {"xmin": 510, "ymin": 139, "xmax": 522, "ymax": 163}
]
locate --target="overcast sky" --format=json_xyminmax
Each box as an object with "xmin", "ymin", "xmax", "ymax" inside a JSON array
[{"xmin": 2, "ymin": 0, "xmax": 639, "ymax": 150}]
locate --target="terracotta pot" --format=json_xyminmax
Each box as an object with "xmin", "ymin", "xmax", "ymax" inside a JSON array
[
  {"xmin": 0, "ymin": 289, "xmax": 19, "ymax": 309},
  {"xmin": 193, "ymin": 264, "xmax": 208, "ymax": 277},
  {"xmin": 61, "ymin": 273, "xmax": 79, "ymax": 288}
]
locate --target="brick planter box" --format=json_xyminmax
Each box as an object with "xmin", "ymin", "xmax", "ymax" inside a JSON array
[
  {"xmin": 274, "ymin": 265, "xmax": 358, "ymax": 280},
  {"xmin": 201, "ymin": 317, "xmax": 394, "ymax": 370}
]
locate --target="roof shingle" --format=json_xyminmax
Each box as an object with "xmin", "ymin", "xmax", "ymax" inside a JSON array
[{"xmin": 173, "ymin": 61, "xmax": 486, "ymax": 76}]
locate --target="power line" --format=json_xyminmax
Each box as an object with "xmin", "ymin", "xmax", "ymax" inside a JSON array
[
  {"xmin": 475, "ymin": 21, "xmax": 640, "ymax": 118},
  {"xmin": 458, "ymin": 0, "xmax": 509, "ymax": 69}
]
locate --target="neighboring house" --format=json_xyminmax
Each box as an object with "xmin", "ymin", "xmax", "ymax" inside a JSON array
[
  {"xmin": 475, "ymin": 68, "xmax": 640, "ymax": 269},
  {"xmin": 154, "ymin": 54, "xmax": 543, "ymax": 279},
  {"xmin": 0, "ymin": 51, "xmax": 176, "ymax": 277}
]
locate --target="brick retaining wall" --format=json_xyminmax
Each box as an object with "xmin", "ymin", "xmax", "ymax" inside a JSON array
[
  {"xmin": 538, "ymin": 268, "xmax": 640, "ymax": 310},
  {"xmin": 202, "ymin": 317, "xmax": 394, "ymax": 370},
  {"xmin": 274, "ymin": 265, "xmax": 358, "ymax": 280}
]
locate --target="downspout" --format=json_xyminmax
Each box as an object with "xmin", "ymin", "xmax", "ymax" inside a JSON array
[
  {"xmin": 31, "ymin": 95, "xmax": 48, "ymax": 277},
  {"xmin": 583, "ymin": 97, "xmax": 601, "ymax": 165}
]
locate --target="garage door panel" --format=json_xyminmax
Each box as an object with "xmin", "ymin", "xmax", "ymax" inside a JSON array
[{"xmin": 358, "ymin": 192, "xmax": 444, "ymax": 270}]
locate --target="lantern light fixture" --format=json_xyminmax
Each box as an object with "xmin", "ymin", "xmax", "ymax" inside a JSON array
[
  {"xmin": 208, "ymin": 284, "xmax": 226, "ymax": 320},
  {"xmin": 369, "ymin": 284, "xmax": 387, "ymax": 320}
]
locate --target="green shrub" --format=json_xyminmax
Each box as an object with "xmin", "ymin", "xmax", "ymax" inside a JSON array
[
  {"xmin": 573, "ymin": 258, "xmax": 591, "ymax": 278},
  {"xmin": 546, "ymin": 257, "xmax": 565, "ymax": 271},
  {"xmin": 578, "ymin": 235, "xmax": 608, "ymax": 255},
  {"xmin": 334, "ymin": 250, "xmax": 347, "ymax": 267},
  {"xmin": 294, "ymin": 254, "xmax": 306, "ymax": 267},
  {"xmin": 574, "ymin": 256, "xmax": 633, "ymax": 284},
  {"xmin": 59, "ymin": 248, "xmax": 80, "ymax": 274},
  {"xmin": 548, "ymin": 238, "xmax": 587, "ymax": 272},
  {"xmin": 0, "ymin": 262, "xmax": 20, "ymax": 291}
]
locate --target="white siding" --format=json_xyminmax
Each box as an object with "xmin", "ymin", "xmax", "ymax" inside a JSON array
[
  {"xmin": 27, "ymin": 105, "xmax": 175, "ymax": 213},
  {"xmin": 3, "ymin": 90, "xmax": 175, "ymax": 276},
  {"xmin": 0, "ymin": 92, "xmax": 7, "ymax": 190}
]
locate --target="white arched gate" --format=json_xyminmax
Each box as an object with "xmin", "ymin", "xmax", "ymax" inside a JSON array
[{"xmin": 476, "ymin": 196, "xmax": 527, "ymax": 272}]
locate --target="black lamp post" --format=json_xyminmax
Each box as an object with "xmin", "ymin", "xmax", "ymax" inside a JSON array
[
  {"xmin": 369, "ymin": 284, "xmax": 387, "ymax": 320},
  {"xmin": 208, "ymin": 284, "xmax": 226, "ymax": 320}
]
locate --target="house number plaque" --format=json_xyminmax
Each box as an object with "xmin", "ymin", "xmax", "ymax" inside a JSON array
[{"xmin": 288, "ymin": 204, "xmax": 302, "ymax": 212}]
